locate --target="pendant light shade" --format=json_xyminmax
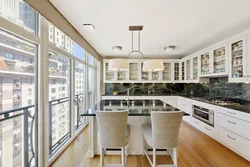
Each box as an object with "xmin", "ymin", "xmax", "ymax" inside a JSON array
[
  {"xmin": 143, "ymin": 59, "xmax": 164, "ymax": 72},
  {"xmin": 108, "ymin": 59, "xmax": 129, "ymax": 71}
]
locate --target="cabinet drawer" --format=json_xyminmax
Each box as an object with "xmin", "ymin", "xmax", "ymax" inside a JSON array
[
  {"xmin": 191, "ymin": 117, "xmax": 202, "ymax": 130},
  {"xmin": 217, "ymin": 106, "xmax": 250, "ymax": 122},
  {"xmin": 219, "ymin": 128, "xmax": 250, "ymax": 160},
  {"xmin": 202, "ymin": 124, "xmax": 218, "ymax": 138},
  {"xmin": 217, "ymin": 113, "xmax": 250, "ymax": 140}
]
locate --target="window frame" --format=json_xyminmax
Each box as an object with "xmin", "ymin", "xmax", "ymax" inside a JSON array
[{"xmin": 0, "ymin": 5, "xmax": 99, "ymax": 166}]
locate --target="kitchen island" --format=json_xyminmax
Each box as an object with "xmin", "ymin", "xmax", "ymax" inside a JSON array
[{"xmin": 81, "ymin": 99, "xmax": 188, "ymax": 157}]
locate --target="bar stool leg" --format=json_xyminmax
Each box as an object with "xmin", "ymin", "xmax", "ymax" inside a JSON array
[
  {"xmin": 153, "ymin": 148, "xmax": 156, "ymax": 167},
  {"xmin": 122, "ymin": 147, "xmax": 125, "ymax": 167},
  {"xmin": 100, "ymin": 148, "xmax": 104, "ymax": 167}
]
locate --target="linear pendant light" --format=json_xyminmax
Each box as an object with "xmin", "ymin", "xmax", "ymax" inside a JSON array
[{"xmin": 108, "ymin": 25, "xmax": 164, "ymax": 71}]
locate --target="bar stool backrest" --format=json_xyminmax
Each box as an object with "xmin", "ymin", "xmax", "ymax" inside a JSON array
[{"xmin": 151, "ymin": 111, "xmax": 183, "ymax": 148}]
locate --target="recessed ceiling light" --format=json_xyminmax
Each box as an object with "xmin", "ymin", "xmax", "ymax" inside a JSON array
[
  {"xmin": 112, "ymin": 46, "xmax": 122, "ymax": 52},
  {"xmin": 82, "ymin": 24, "xmax": 96, "ymax": 31},
  {"xmin": 164, "ymin": 45, "xmax": 176, "ymax": 52}
]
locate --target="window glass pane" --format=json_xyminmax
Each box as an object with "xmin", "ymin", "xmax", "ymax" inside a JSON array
[
  {"xmin": 88, "ymin": 54, "xmax": 95, "ymax": 65},
  {"xmin": 48, "ymin": 22, "xmax": 85, "ymax": 60},
  {"xmin": 0, "ymin": 1, "xmax": 38, "ymax": 35},
  {"xmin": 74, "ymin": 62, "xmax": 85, "ymax": 130},
  {"xmin": 87, "ymin": 68, "xmax": 95, "ymax": 109},
  {"xmin": 48, "ymin": 51, "xmax": 71, "ymax": 157},
  {"xmin": 0, "ymin": 29, "xmax": 37, "ymax": 166}
]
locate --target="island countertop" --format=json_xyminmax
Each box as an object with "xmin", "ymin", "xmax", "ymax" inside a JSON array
[{"xmin": 81, "ymin": 100, "xmax": 189, "ymax": 116}]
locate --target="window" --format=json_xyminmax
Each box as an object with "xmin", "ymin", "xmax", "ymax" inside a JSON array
[
  {"xmin": 0, "ymin": 1, "xmax": 39, "ymax": 35},
  {"xmin": 48, "ymin": 51, "xmax": 71, "ymax": 157},
  {"xmin": 88, "ymin": 54, "xmax": 95, "ymax": 65},
  {"xmin": 49, "ymin": 22, "xmax": 86, "ymax": 60},
  {"xmin": 0, "ymin": 29, "xmax": 37, "ymax": 166}
]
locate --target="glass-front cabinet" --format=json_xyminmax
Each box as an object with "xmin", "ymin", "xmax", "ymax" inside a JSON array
[
  {"xmin": 181, "ymin": 61, "xmax": 185, "ymax": 81},
  {"xmin": 174, "ymin": 62, "xmax": 180, "ymax": 81},
  {"xmin": 129, "ymin": 63, "xmax": 139, "ymax": 81},
  {"xmin": 104, "ymin": 62, "xmax": 115, "ymax": 82},
  {"xmin": 141, "ymin": 63, "xmax": 150, "ymax": 81},
  {"xmin": 186, "ymin": 59, "xmax": 191, "ymax": 80},
  {"xmin": 117, "ymin": 71, "xmax": 127, "ymax": 81},
  {"xmin": 162, "ymin": 62, "xmax": 172, "ymax": 81},
  {"xmin": 193, "ymin": 57, "xmax": 198, "ymax": 80},
  {"xmin": 229, "ymin": 36, "xmax": 248, "ymax": 82},
  {"xmin": 213, "ymin": 46, "xmax": 226, "ymax": 74},
  {"xmin": 200, "ymin": 52, "xmax": 210, "ymax": 75}
]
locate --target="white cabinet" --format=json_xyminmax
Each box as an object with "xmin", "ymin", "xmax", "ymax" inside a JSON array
[
  {"xmin": 229, "ymin": 36, "xmax": 248, "ymax": 82},
  {"xmin": 200, "ymin": 51, "xmax": 213, "ymax": 76},
  {"xmin": 219, "ymin": 127, "xmax": 250, "ymax": 160},
  {"xmin": 161, "ymin": 62, "xmax": 172, "ymax": 82},
  {"xmin": 173, "ymin": 62, "xmax": 180, "ymax": 82},
  {"xmin": 104, "ymin": 59, "xmax": 180, "ymax": 83},
  {"xmin": 129, "ymin": 62, "xmax": 140, "ymax": 81},
  {"xmin": 212, "ymin": 45, "xmax": 228, "ymax": 76},
  {"xmin": 177, "ymin": 97, "xmax": 192, "ymax": 114},
  {"xmin": 217, "ymin": 113, "xmax": 250, "ymax": 140}
]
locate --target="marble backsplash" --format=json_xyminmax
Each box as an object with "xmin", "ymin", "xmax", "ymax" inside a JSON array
[{"xmin": 105, "ymin": 78, "xmax": 250, "ymax": 101}]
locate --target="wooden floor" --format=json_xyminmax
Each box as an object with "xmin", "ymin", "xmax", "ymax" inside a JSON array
[{"xmin": 50, "ymin": 121, "xmax": 250, "ymax": 167}]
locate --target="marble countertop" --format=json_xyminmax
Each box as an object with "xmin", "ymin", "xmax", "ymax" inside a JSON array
[
  {"xmin": 81, "ymin": 100, "xmax": 189, "ymax": 116},
  {"xmin": 102, "ymin": 94, "xmax": 250, "ymax": 114}
]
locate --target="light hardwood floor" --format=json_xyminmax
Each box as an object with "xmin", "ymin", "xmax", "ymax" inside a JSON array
[{"xmin": 50, "ymin": 121, "xmax": 250, "ymax": 167}]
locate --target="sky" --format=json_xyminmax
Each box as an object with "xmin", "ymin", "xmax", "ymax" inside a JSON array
[{"xmin": 74, "ymin": 43, "xmax": 85, "ymax": 60}]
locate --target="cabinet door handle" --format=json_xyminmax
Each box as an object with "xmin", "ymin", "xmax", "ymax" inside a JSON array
[
  {"xmin": 227, "ymin": 135, "xmax": 236, "ymax": 140},
  {"xmin": 227, "ymin": 111, "xmax": 236, "ymax": 115},
  {"xmin": 205, "ymin": 127, "xmax": 211, "ymax": 131},
  {"xmin": 227, "ymin": 120, "xmax": 236, "ymax": 125}
]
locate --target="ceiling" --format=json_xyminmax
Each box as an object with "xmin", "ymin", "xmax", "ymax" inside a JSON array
[{"xmin": 50, "ymin": 0, "xmax": 250, "ymax": 59}]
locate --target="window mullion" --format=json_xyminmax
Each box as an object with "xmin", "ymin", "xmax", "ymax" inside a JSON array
[{"xmin": 71, "ymin": 60, "xmax": 75, "ymax": 137}]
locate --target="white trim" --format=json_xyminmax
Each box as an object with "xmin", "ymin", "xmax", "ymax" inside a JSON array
[{"xmin": 0, "ymin": 16, "xmax": 42, "ymax": 45}]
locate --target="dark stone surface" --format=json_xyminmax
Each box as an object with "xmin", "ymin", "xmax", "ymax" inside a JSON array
[
  {"xmin": 104, "ymin": 78, "xmax": 250, "ymax": 113},
  {"xmin": 81, "ymin": 100, "xmax": 189, "ymax": 116}
]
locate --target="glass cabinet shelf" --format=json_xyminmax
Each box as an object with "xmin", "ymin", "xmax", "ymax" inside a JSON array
[
  {"xmin": 186, "ymin": 60, "xmax": 190, "ymax": 80},
  {"xmin": 141, "ymin": 64, "xmax": 149, "ymax": 80},
  {"xmin": 105, "ymin": 63, "xmax": 115, "ymax": 81},
  {"xmin": 162, "ymin": 63, "xmax": 171, "ymax": 80},
  {"xmin": 117, "ymin": 71, "xmax": 126, "ymax": 81},
  {"xmin": 193, "ymin": 57, "xmax": 198, "ymax": 80},
  {"xmin": 129, "ymin": 63, "xmax": 139, "ymax": 80},
  {"xmin": 231, "ymin": 40, "xmax": 243, "ymax": 78},
  {"xmin": 201, "ymin": 53, "xmax": 210, "ymax": 75},
  {"xmin": 214, "ymin": 47, "xmax": 226, "ymax": 73},
  {"xmin": 181, "ymin": 62, "xmax": 185, "ymax": 80},
  {"xmin": 174, "ymin": 63, "xmax": 180, "ymax": 81}
]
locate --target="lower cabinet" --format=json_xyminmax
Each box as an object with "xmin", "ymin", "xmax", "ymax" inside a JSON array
[
  {"xmin": 191, "ymin": 117, "xmax": 218, "ymax": 139},
  {"xmin": 219, "ymin": 127, "xmax": 250, "ymax": 160}
]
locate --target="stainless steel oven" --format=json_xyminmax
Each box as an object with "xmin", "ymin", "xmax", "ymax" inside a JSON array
[{"xmin": 192, "ymin": 105, "xmax": 214, "ymax": 126}]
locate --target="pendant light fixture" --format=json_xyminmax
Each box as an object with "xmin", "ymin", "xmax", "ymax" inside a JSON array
[{"xmin": 108, "ymin": 25, "xmax": 164, "ymax": 71}]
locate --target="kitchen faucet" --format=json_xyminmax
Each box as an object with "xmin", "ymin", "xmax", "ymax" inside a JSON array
[{"xmin": 127, "ymin": 88, "xmax": 130, "ymax": 106}]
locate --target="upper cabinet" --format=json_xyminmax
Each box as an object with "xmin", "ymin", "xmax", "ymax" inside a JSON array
[
  {"xmin": 161, "ymin": 62, "xmax": 172, "ymax": 82},
  {"xmin": 103, "ymin": 30, "xmax": 250, "ymax": 84},
  {"xmin": 104, "ymin": 62, "xmax": 115, "ymax": 82},
  {"xmin": 213, "ymin": 46, "xmax": 227, "ymax": 75},
  {"xmin": 173, "ymin": 62, "xmax": 180, "ymax": 82},
  {"xmin": 129, "ymin": 63, "xmax": 139, "ymax": 81},
  {"xmin": 200, "ymin": 52, "xmax": 211, "ymax": 76},
  {"xmin": 229, "ymin": 36, "xmax": 248, "ymax": 82},
  {"xmin": 192, "ymin": 56, "xmax": 199, "ymax": 81}
]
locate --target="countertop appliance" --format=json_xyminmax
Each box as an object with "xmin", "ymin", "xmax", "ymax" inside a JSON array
[{"xmin": 192, "ymin": 105, "xmax": 214, "ymax": 127}]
